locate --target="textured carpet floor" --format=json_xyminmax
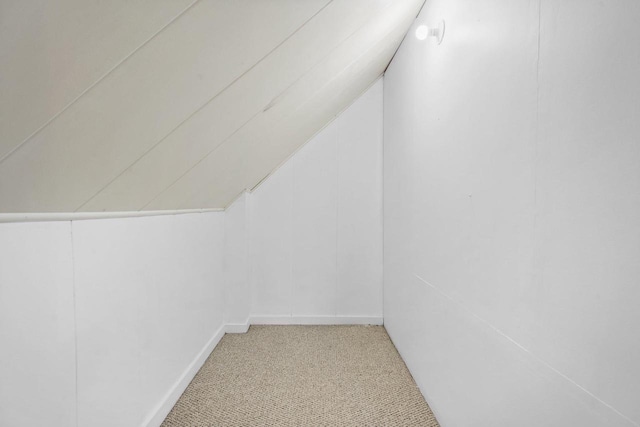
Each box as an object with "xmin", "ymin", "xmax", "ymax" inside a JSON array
[{"xmin": 161, "ymin": 325, "xmax": 439, "ymax": 426}]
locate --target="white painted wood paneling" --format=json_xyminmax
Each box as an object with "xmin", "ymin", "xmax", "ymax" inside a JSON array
[
  {"xmin": 0, "ymin": 83, "xmax": 383, "ymax": 421},
  {"xmin": 224, "ymin": 192, "xmax": 251, "ymax": 327},
  {"xmin": 384, "ymin": 0, "xmax": 640, "ymax": 425},
  {"xmin": 0, "ymin": 0, "xmax": 423, "ymax": 213},
  {"xmin": 385, "ymin": 275, "xmax": 632, "ymax": 427},
  {"xmin": 0, "ymin": 222, "xmax": 76, "ymax": 427},
  {"xmin": 73, "ymin": 212, "xmax": 225, "ymax": 427},
  {"xmin": 250, "ymin": 162, "xmax": 294, "ymax": 316},
  {"xmin": 146, "ymin": 1, "xmax": 421, "ymax": 210},
  {"xmin": 292, "ymin": 119, "xmax": 339, "ymax": 315},
  {"xmin": 387, "ymin": 0, "xmax": 539, "ymax": 339},
  {"xmin": 0, "ymin": 0, "xmax": 329, "ymax": 212},
  {"xmin": 0, "ymin": 212, "xmax": 226, "ymax": 427},
  {"xmin": 250, "ymin": 81, "xmax": 383, "ymax": 319},
  {"xmin": 336, "ymin": 81, "xmax": 383, "ymax": 316},
  {"xmin": 79, "ymin": 0, "xmax": 394, "ymax": 212},
  {"xmin": 0, "ymin": 0, "xmax": 194, "ymax": 160},
  {"xmin": 528, "ymin": 0, "xmax": 640, "ymax": 421}
]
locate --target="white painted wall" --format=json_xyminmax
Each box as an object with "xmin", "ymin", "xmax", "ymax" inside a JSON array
[
  {"xmin": 383, "ymin": 1, "xmax": 640, "ymax": 426},
  {"xmin": 0, "ymin": 94, "xmax": 385, "ymax": 421},
  {"xmin": 73, "ymin": 213, "xmax": 225, "ymax": 427},
  {"xmin": 0, "ymin": 222, "xmax": 76, "ymax": 426},
  {"xmin": 224, "ymin": 192, "xmax": 251, "ymax": 329},
  {"xmin": 0, "ymin": 212, "xmax": 225, "ymax": 427},
  {"xmin": 250, "ymin": 80, "xmax": 384, "ymax": 323}
]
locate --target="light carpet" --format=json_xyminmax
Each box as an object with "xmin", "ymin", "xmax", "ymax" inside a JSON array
[{"xmin": 161, "ymin": 325, "xmax": 439, "ymax": 426}]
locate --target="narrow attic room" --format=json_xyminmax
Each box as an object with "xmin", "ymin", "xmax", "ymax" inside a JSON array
[{"xmin": 1, "ymin": 1, "xmax": 639, "ymax": 426}]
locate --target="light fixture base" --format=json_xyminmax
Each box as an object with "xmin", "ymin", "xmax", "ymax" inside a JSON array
[{"xmin": 430, "ymin": 20, "xmax": 445, "ymax": 45}]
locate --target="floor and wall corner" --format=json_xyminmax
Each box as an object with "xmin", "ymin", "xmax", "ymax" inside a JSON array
[{"xmin": 1, "ymin": 1, "xmax": 639, "ymax": 426}]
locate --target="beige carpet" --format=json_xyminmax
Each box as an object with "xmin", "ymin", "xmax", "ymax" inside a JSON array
[{"xmin": 161, "ymin": 325, "xmax": 439, "ymax": 426}]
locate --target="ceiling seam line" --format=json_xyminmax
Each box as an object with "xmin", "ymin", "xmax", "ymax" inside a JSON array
[
  {"xmin": 0, "ymin": 0, "xmax": 203, "ymax": 167},
  {"xmin": 159, "ymin": 16, "xmax": 404, "ymax": 210},
  {"xmin": 148, "ymin": 20, "xmax": 399, "ymax": 210},
  {"xmin": 140, "ymin": 1, "xmax": 403, "ymax": 210},
  {"xmin": 138, "ymin": 109, "xmax": 264, "ymax": 210},
  {"xmin": 76, "ymin": 0, "xmax": 334, "ymax": 212},
  {"xmin": 155, "ymin": 48, "xmax": 386, "ymax": 211}
]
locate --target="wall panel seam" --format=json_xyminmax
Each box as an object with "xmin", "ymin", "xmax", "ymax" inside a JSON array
[{"xmin": 414, "ymin": 273, "xmax": 639, "ymax": 427}]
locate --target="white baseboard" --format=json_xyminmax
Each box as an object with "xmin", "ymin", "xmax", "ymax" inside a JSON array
[
  {"xmin": 142, "ymin": 324, "xmax": 226, "ymax": 427},
  {"xmin": 250, "ymin": 315, "xmax": 383, "ymax": 325},
  {"xmin": 225, "ymin": 321, "xmax": 250, "ymax": 334}
]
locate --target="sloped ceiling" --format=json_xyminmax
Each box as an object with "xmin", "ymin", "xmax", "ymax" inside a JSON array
[{"xmin": 0, "ymin": 0, "xmax": 423, "ymax": 212}]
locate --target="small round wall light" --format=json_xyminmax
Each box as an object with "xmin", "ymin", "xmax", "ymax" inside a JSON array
[
  {"xmin": 415, "ymin": 25, "xmax": 430, "ymax": 40},
  {"xmin": 415, "ymin": 20, "xmax": 445, "ymax": 44}
]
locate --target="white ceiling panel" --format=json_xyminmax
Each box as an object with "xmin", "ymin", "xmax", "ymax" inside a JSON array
[
  {"xmin": 146, "ymin": 16, "xmax": 411, "ymax": 209},
  {"xmin": 0, "ymin": 0, "xmax": 327, "ymax": 212},
  {"xmin": 78, "ymin": 0, "xmax": 395, "ymax": 212},
  {"xmin": 0, "ymin": 0, "xmax": 195, "ymax": 160},
  {"xmin": 0, "ymin": 0, "xmax": 423, "ymax": 213}
]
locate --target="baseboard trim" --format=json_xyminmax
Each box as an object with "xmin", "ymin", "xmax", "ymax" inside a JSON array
[
  {"xmin": 142, "ymin": 323, "xmax": 226, "ymax": 427},
  {"xmin": 225, "ymin": 321, "xmax": 250, "ymax": 334},
  {"xmin": 250, "ymin": 315, "xmax": 383, "ymax": 325},
  {"xmin": 141, "ymin": 315, "xmax": 383, "ymax": 426}
]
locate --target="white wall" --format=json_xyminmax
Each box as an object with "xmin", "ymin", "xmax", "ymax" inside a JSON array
[
  {"xmin": 0, "ymin": 212, "xmax": 225, "ymax": 427},
  {"xmin": 383, "ymin": 1, "xmax": 640, "ymax": 426},
  {"xmin": 250, "ymin": 79, "xmax": 384, "ymax": 323},
  {"xmin": 0, "ymin": 95, "xmax": 385, "ymax": 421},
  {"xmin": 0, "ymin": 222, "xmax": 76, "ymax": 426},
  {"xmin": 224, "ymin": 192, "xmax": 251, "ymax": 329}
]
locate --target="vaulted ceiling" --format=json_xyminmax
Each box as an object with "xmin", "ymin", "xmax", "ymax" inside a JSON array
[{"xmin": 0, "ymin": 0, "xmax": 423, "ymax": 212}]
